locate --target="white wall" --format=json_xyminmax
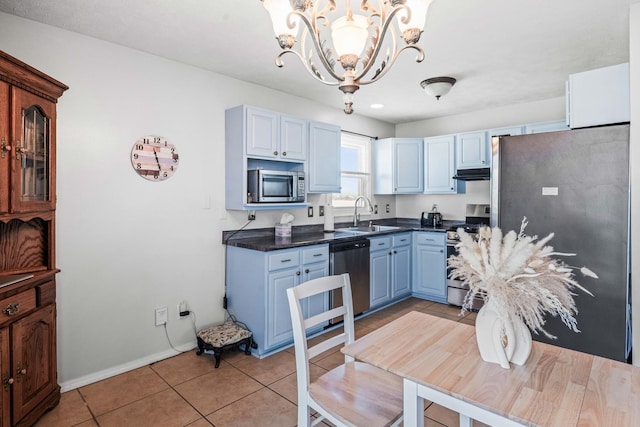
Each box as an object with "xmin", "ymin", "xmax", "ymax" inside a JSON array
[
  {"xmin": 394, "ymin": 98, "xmax": 565, "ymax": 220},
  {"xmin": 0, "ymin": 12, "xmax": 395, "ymax": 389},
  {"xmin": 630, "ymin": 4, "xmax": 639, "ymax": 367}
]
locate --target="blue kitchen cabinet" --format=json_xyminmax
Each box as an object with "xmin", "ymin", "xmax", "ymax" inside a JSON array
[
  {"xmin": 412, "ymin": 232, "xmax": 447, "ymax": 303},
  {"xmin": 369, "ymin": 233, "xmax": 412, "ymax": 309},
  {"xmin": 391, "ymin": 233, "xmax": 412, "ymax": 298},
  {"xmin": 226, "ymin": 244, "xmax": 329, "ymax": 356},
  {"xmin": 373, "ymin": 138, "xmax": 424, "ymax": 194},
  {"xmin": 244, "ymin": 106, "xmax": 307, "ymax": 161},
  {"xmin": 423, "ymin": 135, "xmax": 464, "ymax": 194},
  {"xmin": 456, "ymin": 131, "xmax": 489, "ymax": 169},
  {"xmin": 308, "ymin": 121, "xmax": 341, "ymax": 193},
  {"xmin": 524, "ymin": 120, "xmax": 568, "ymax": 134}
]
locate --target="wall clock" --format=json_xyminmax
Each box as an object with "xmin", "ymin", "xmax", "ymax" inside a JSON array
[{"xmin": 131, "ymin": 135, "xmax": 179, "ymax": 181}]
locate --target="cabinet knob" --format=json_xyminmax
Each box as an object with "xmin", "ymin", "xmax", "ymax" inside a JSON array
[
  {"xmin": 388, "ymin": 251, "xmax": 392, "ymax": 256},
  {"xmin": 282, "ymin": 151, "xmax": 287, "ymax": 156},
  {"xmin": 0, "ymin": 138, "xmax": 10, "ymax": 159},
  {"xmin": 15, "ymin": 142, "xmax": 24, "ymax": 160},
  {"xmin": 2, "ymin": 375, "xmax": 13, "ymax": 390},
  {"xmin": 273, "ymin": 151, "xmax": 278, "ymax": 156},
  {"xmin": 296, "ymin": 271, "xmax": 301, "ymax": 276},
  {"xmin": 393, "ymin": 250, "xmax": 397, "ymax": 254},
  {"xmin": 440, "ymin": 249, "xmax": 444, "ymax": 253},
  {"xmin": 2, "ymin": 303, "xmax": 19, "ymax": 317},
  {"xmin": 305, "ymin": 268, "xmax": 309, "ymax": 274}
]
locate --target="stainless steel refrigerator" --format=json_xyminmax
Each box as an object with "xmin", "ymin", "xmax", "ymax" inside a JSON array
[{"xmin": 490, "ymin": 124, "xmax": 631, "ymax": 362}]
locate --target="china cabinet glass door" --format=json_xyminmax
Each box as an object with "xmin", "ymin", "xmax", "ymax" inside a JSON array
[{"xmin": 11, "ymin": 88, "xmax": 56, "ymax": 213}]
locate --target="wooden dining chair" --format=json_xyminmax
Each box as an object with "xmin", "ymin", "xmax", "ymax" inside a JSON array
[{"xmin": 287, "ymin": 273, "xmax": 403, "ymax": 427}]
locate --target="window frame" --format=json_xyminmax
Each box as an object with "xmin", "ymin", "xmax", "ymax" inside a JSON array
[{"xmin": 330, "ymin": 132, "xmax": 373, "ymax": 216}]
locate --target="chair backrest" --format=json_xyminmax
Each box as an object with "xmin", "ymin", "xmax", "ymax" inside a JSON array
[{"xmin": 287, "ymin": 273, "xmax": 356, "ymax": 390}]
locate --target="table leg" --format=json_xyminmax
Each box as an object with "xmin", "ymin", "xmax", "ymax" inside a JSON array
[{"xmin": 403, "ymin": 379, "xmax": 424, "ymax": 427}]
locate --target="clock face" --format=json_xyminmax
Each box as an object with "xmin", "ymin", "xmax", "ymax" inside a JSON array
[{"xmin": 131, "ymin": 135, "xmax": 179, "ymax": 181}]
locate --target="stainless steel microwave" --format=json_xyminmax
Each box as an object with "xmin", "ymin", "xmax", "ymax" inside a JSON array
[{"xmin": 247, "ymin": 169, "xmax": 305, "ymax": 203}]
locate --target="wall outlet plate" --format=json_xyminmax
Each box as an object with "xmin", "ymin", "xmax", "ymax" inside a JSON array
[
  {"xmin": 307, "ymin": 206, "xmax": 313, "ymax": 217},
  {"xmin": 155, "ymin": 306, "xmax": 168, "ymax": 326},
  {"xmin": 319, "ymin": 206, "xmax": 324, "ymax": 216}
]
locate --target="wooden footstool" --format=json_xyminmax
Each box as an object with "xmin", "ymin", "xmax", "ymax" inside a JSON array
[{"xmin": 196, "ymin": 321, "xmax": 254, "ymax": 368}]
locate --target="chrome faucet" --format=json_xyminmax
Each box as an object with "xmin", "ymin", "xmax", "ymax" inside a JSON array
[{"xmin": 353, "ymin": 196, "xmax": 374, "ymax": 226}]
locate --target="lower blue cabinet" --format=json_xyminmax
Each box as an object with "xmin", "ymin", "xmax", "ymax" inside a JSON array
[{"xmin": 412, "ymin": 232, "xmax": 447, "ymax": 303}]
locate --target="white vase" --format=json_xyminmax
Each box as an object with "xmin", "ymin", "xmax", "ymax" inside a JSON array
[{"xmin": 475, "ymin": 298, "xmax": 532, "ymax": 369}]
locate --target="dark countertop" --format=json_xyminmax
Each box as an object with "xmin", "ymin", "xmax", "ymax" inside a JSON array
[{"xmin": 223, "ymin": 218, "xmax": 463, "ymax": 252}]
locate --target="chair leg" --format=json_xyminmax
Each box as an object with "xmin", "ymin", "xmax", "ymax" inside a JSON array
[
  {"xmin": 213, "ymin": 350, "xmax": 221, "ymax": 368},
  {"xmin": 196, "ymin": 338, "xmax": 204, "ymax": 356},
  {"xmin": 243, "ymin": 337, "xmax": 252, "ymax": 355}
]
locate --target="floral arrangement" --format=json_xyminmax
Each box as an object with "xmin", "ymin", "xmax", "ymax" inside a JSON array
[{"xmin": 448, "ymin": 217, "xmax": 597, "ymax": 339}]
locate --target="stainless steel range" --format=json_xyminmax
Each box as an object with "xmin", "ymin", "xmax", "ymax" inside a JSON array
[{"xmin": 446, "ymin": 204, "xmax": 490, "ymax": 310}]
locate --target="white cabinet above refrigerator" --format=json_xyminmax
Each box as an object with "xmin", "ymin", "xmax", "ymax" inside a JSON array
[{"xmin": 566, "ymin": 63, "xmax": 630, "ymax": 129}]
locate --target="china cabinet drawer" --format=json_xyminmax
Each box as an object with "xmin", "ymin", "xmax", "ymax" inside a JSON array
[
  {"xmin": 0, "ymin": 288, "xmax": 36, "ymax": 326},
  {"xmin": 268, "ymin": 250, "xmax": 301, "ymax": 271},
  {"xmin": 415, "ymin": 233, "xmax": 445, "ymax": 246},
  {"xmin": 301, "ymin": 246, "xmax": 328, "ymax": 264},
  {"xmin": 369, "ymin": 236, "xmax": 392, "ymax": 251}
]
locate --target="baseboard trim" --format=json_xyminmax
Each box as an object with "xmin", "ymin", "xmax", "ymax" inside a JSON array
[{"xmin": 59, "ymin": 343, "xmax": 196, "ymax": 392}]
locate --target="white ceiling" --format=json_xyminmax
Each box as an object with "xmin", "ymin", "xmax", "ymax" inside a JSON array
[{"xmin": 0, "ymin": 0, "xmax": 637, "ymax": 124}]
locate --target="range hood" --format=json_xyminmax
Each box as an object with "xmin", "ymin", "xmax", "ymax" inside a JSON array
[{"xmin": 452, "ymin": 168, "xmax": 491, "ymax": 181}]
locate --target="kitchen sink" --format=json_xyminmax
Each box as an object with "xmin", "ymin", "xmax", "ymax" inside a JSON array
[{"xmin": 334, "ymin": 225, "xmax": 403, "ymax": 235}]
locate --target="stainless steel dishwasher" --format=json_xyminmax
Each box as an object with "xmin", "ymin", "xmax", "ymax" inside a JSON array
[{"xmin": 329, "ymin": 238, "xmax": 370, "ymax": 323}]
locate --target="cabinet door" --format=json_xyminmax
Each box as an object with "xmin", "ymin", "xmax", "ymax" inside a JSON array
[
  {"xmin": 267, "ymin": 268, "xmax": 299, "ymax": 349},
  {"xmin": 456, "ymin": 131, "xmax": 488, "ymax": 169},
  {"xmin": 413, "ymin": 244, "xmax": 446, "ymax": 302},
  {"xmin": 0, "ymin": 82, "xmax": 9, "ymax": 214},
  {"xmin": 393, "ymin": 139, "xmax": 423, "ymax": 193},
  {"xmin": 280, "ymin": 115, "xmax": 307, "ymax": 161},
  {"xmin": 246, "ymin": 107, "xmax": 279, "ymax": 158},
  {"xmin": 12, "ymin": 304, "xmax": 56, "ymax": 422},
  {"xmin": 0, "ymin": 327, "xmax": 9, "ymax": 427},
  {"xmin": 392, "ymin": 245, "xmax": 411, "ymax": 297},
  {"xmin": 10, "ymin": 88, "xmax": 57, "ymax": 213},
  {"xmin": 302, "ymin": 262, "xmax": 329, "ymax": 326},
  {"xmin": 424, "ymin": 135, "xmax": 462, "ymax": 194},
  {"xmin": 308, "ymin": 121, "xmax": 341, "ymax": 193},
  {"xmin": 524, "ymin": 120, "xmax": 568, "ymax": 134},
  {"xmin": 370, "ymin": 250, "xmax": 391, "ymax": 307}
]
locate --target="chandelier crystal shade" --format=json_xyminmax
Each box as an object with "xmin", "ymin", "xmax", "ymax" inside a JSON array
[{"xmin": 260, "ymin": 0, "xmax": 433, "ymax": 114}]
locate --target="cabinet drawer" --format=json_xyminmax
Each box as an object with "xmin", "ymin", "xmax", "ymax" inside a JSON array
[
  {"xmin": 37, "ymin": 280, "xmax": 56, "ymax": 306},
  {"xmin": 369, "ymin": 236, "xmax": 391, "ymax": 251},
  {"xmin": 268, "ymin": 250, "xmax": 300, "ymax": 271},
  {"xmin": 415, "ymin": 232, "xmax": 445, "ymax": 246},
  {"xmin": 392, "ymin": 233, "xmax": 412, "ymax": 247},
  {"xmin": 301, "ymin": 246, "xmax": 328, "ymax": 264},
  {"xmin": 0, "ymin": 288, "xmax": 36, "ymax": 325}
]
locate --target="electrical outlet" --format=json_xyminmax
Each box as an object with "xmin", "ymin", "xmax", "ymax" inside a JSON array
[
  {"xmin": 177, "ymin": 301, "xmax": 189, "ymax": 319},
  {"xmin": 248, "ymin": 210, "xmax": 256, "ymax": 221},
  {"xmin": 386, "ymin": 204, "xmax": 390, "ymax": 213},
  {"xmin": 319, "ymin": 205, "xmax": 324, "ymax": 216},
  {"xmin": 307, "ymin": 206, "xmax": 313, "ymax": 217},
  {"xmin": 374, "ymin": 204, "xmax": 378, "ymax": 214},
  {"xmin": 155, "ymin": 306, "xmax": 168, "ymax": 326}
]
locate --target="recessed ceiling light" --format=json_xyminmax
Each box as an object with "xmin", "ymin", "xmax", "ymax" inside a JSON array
[{"xmin": 370, "ymin": 104, "xmax": 384, "ymax": 109}]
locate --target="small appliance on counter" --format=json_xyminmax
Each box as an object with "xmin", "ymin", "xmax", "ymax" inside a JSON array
[{"xmin": 421, "ymin": 204, "xmax": 443, "ymax": 228}]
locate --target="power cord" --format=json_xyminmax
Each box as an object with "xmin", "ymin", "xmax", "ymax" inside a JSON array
[{"xmin": 162, "ymin": 309, "xmax": 198, "ymax": 353}]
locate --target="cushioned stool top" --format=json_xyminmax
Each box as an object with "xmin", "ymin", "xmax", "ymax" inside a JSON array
[{"xmin": 197, "ymin": 321, "xmax": 252, "ymax": 348}]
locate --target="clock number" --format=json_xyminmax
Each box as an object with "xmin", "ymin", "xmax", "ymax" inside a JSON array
[
  {"xmin": 133, "ymin": 153, "xmax": 138, "ymax": 159},
  {"xmin": 154, "ymin": 137, "xmax": 161, "ymax": 144},
  {"xmin": 136, "ymin": 144, "xmax": 144, "ymax": 150},
  {"xmin": 163, "ymin": 172, "xmax": 168, "ymax": 178},
  {"xmin": 171, "ymin": 147, "xmax": 175, "ymax": 153},
  {"xmin": 170, "ymin": 165, "xmax": 174, "ymax": 171},
  {"xmin": 142, "ymin": 138, "xmax": 150, "ymax": 144},
  {"xmin": 154, "ymin": 173, "xmax": 159, "ymax": 179},
  {"xmin": 136, "ymin": 163, "xmax": 142, "ymax": 169}
]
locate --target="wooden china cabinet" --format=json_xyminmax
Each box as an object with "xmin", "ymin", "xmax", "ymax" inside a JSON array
[{"xmin": 0, "ymin": 51, "xmax": 67, "ymax": 426}]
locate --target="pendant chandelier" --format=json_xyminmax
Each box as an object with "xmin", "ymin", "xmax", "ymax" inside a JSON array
[{"xmin": 261, "ymin": 0, "xmax": 433, "ymax": 114}]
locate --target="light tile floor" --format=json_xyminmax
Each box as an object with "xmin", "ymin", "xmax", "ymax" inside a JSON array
[{"xmin": 35, "ymin": 298, "xmax": 485, "ymax": 427}]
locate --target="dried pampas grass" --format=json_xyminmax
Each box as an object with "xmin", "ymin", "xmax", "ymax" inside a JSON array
[{"xmin": 448, "ymin": 217, "xmax": 596, "ymax": 339}]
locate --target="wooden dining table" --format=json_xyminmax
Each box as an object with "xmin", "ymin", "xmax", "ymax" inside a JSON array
[{"xmin": 341, "ymin": 311, "xmax": 640, "ymax": 427}]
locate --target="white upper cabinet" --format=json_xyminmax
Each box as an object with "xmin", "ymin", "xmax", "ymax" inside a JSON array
[
  {"xmin": 567, "ymin": 63, "xmax": 630, "ymax": 129},
  {"xmin": 524, "ymin": 120, "xmax": 568, "ymax": 134},
  {"xmin": 373, "ymin": 138, "xmax": 424, "ymax": 194},
  {"xmin": 456, "ymin": 131, "xmax": 488, "ymax": 169},
  {"xmin": 245, "ymin": 106, "xmax": 307, "ymax": 161},
  {"xmin": 424, "ymin": 135, "xmax": 464, "ymax": 194},
  {"xmin": 308, "ymin": 121, "xmax": 341, "ymax": 193}
]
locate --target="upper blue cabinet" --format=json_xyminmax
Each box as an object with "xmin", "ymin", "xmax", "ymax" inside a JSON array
[
  {"xmin": 245, "ymin": 106, "xmax": 307, "ymax": 162},
  {"xmin": 455, "ymin": 131, "xmax": 489, "ymax": 169},
  {"xmin": 567, "ymin": 63, "xmax": 629, "ymax": 129},
  {"xmin": 308, "ymin": 121, "xmax": 341, "ymax": 193},
  {"xmin": 424, "ymin": 135, "xmax": 464, "ymax": 194},
  {"xmin": 373, "ymin": 138, "xmax": 424, "ymax": 194}
]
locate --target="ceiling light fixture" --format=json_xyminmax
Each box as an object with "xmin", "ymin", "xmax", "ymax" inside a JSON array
[
  {"xmin": 261, "ymin": 0, "xmax": 433, "ymax": 114},
  {"xmin": 420, "ymin": 76, "xmax": 456, "ymax": 100}
]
